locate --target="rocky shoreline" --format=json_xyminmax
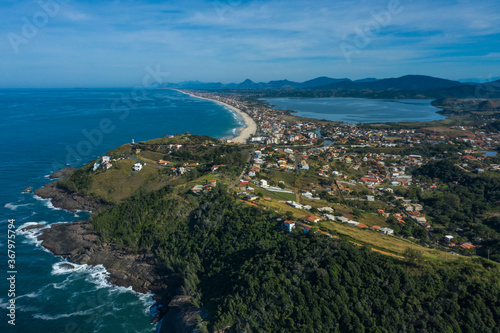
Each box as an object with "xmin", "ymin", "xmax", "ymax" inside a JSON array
[
  {"xmin": 31, "ymin": 168, "xmax": 201, "ymax": 332},
  {"xmin": 34, "ymin": 167, "xmax": 110, "ymax": 213}
]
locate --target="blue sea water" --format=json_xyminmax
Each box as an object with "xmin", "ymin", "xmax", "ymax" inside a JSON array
[
  {"xmin": 262, "ymin": 97, "xmax": 445, "ymax": 123},
  {"xmin": 0, "ymin": 89, "xmax": 242, "ymax": 332}
]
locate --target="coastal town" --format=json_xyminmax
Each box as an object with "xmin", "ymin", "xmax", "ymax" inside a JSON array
[{"xmin": 161, "ymin": 90, "xmax": 500, "ymax": 260}]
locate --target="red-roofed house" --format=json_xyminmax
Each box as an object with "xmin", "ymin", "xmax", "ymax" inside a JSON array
[
  {"xmin": 460, "ymin": 242, "xmax": 475, "ymax": 250},
  {"xmin": 302, "ymin": 215, "xmax": 322, "ymax": 224}
]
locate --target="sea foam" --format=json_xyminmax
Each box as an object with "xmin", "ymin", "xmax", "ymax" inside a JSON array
[
  {"xmin": 33, "ymin": 194, "xmax": 62, "ymax": 211},
  {"xmin": 51, "ymin": 261, "xmax": 154, "ymax": 310},
  {"xmin": 17, "ymin": 221, "xmax": 48, "ymax": 248},
  {"xmin": 4, "ymin": 202, "xmax": 31, "ymax": 211}
]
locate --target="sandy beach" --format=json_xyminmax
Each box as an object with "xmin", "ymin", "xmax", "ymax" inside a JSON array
[{"xmin": 172, "ymin": 89, "xmax": 257, "ymax": 143}]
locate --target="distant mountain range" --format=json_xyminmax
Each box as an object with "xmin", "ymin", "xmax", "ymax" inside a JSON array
[{"xmin": 161, "ymin": 75, "xmax": 500, "ymax": 99}]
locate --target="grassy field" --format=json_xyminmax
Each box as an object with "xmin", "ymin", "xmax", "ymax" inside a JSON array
[
  {"xmin": 357, "ymin": 213, "xmax": 390, "ymax": 227},
  {"xmin": 257, "ymin": 200, "xmax": 310, "ymax": 219},
  {"xmin": 319, "ymin": 220, "xmax": 464, "ymax": 261},
  {"xmin": 89, "ymin": 159, "xmax": 168, "ymax": 203}
]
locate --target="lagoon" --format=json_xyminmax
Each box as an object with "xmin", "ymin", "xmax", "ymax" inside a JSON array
[{"xmin": 262, "ymin": 97, "xmax": 445, "ymax": 123}]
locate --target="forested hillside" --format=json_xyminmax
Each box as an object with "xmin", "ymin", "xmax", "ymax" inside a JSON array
[{"xmin": 91, "ymin": 188, "xmax": 500, "ymax": 332}]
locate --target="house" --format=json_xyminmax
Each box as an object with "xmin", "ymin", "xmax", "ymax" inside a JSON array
[
  {"xmin": 190, "ymin": 185, "xmax": 204, "ymax": 195},
  {"xmin": 93, "ymin": 162, "xmax": 100, "ymax": 172},
  {"xmin": 244, "ymin": 194, "xmax": 259, "ymax": 201},
  {"xmin": 281, "ymin": 220, "xmax": 296, "ymax": 233},
  {"xmin": 337, "ymin": 216, "xmax": 349, "ymax": 223},
  {"xmin": 102, "ymin": 161, "xmax": 113, "ymax": 170},
  {"xmin": 361, "ymin": 176, "xmax": 379, "ymax": 184},
  {"xmin": 132, "ymin": 163, "xmax": 143, "ymax": 171},
  {"xmin": 301, "ymin": 225, "xmax": 312, "ymax": 233},
  {"xmin": 408, "ymin": 211, "xmax": 427, "ymax": 223},
  {"xmin": 460, "ymin": 242, "xmax": 475, "ymax": 250},
  {"xmin": 287, "ymin": 201, "xmax": 303, "ymax": 209},
  {"xmin": 239, "ymin": 180, "xmax": 249, "ymax": 186},
  {"xmin": 302, "ymin": 215, "xmax": 322, "ymax": 224},
  {"xmin": 260, "ymin": 179, "xmax": 268, "ymax": 187},
  {"xmin": 158, "ymin": 159, "xmax": 171, "ymax": 166},
  {"xmin": 325, "ymin": 214, "xmax": 336, "ymax": 221},
  {"xmin": 347, "ymin": 220, "xmax": 359, "ymax": 226},
  {"xmin": 379, "ymin": 227, "xmax": 394, "ymax": 235},
  {"xmin": 356, "ymin": 223, "xmax": 368, "ymax": 229},
  {"xmin": 413, "ymin": 204, "xmax": 423, "ymax": 211},
  {"xmin": 402, "ymin": 203, "xmax": 414, "ymax": 211},
  {"xmin": 377, "ymin": 209, "xmax": 390, "ymax": 218}
]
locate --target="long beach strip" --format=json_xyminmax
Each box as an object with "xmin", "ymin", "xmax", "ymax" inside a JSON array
[{"xmin": 172, "ymin": 89, "xmax": 257, "ymax": 143}]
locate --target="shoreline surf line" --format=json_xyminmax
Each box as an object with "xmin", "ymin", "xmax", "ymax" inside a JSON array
[{"xmin": 171, "ymin": 89, "xmax": 257, "ymax": 143}]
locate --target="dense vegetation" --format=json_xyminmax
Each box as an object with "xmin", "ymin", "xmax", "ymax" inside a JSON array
[
  {"xmin": 57, "ymin": 163, "xmax": 94, "ymax": 194},
  {"xmin": 408, "ymin": 159, "xmax": 500, "ymax": 261},
  {"xmin": 91, "ymin": 187, "xmax": 500, "ymax": 332}
]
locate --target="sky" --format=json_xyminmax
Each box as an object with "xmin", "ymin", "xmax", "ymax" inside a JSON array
[{"xmin": 1, "ymin": 0, "xmax": 499, "ymax": 88}]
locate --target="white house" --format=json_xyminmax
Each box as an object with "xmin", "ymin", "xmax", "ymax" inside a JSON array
[
  {"xmin": 325, "ymin": 214, "xmax": 336, "ymax": 221},
  {"xmin": 379, "ymin": 227, "xmax": 394, "ymax": 235},
  {"xmin": 132, "ymin": 163, "xmax": 143, "ymax": 171}
]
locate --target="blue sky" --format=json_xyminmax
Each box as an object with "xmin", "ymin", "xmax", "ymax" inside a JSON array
[{"xmin": 1, "ymin": 0, "xmax": 499, "ymax": 87}]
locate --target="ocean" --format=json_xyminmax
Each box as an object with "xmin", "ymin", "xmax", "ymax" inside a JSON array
[
  {"xmin": 262, "ymin": 97, "xmax": 445, "ymax": 123},
  {"xmin": 0, "ymin": 89, "xmax": 242, "ymax": 332}
]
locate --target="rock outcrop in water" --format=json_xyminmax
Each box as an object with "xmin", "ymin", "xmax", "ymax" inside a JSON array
[
  {"xmin": 36, "ymin": 221, "xmax": 199, "ymax": 332},
  {"xmin": 38, "ymin": 222, "xmax": 175, "ymax": 294}
]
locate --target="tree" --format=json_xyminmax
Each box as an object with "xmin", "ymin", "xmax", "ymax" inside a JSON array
[{"xmin": 404, "ymin": 248, "xmax": 424, "ymax": 264}]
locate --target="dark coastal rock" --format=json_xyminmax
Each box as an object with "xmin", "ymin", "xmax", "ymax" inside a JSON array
[
  {"xmin": 38, "ymin": 222, "xmax": 177, "ymax": 294},
  {"xmin": 49, "ymin": 166, "xmax": 76, "ymax": 179},
  {"xmin": 161, "ymin": 294, "xmax": 200, "ymax": 333},
  {"xmin": 34, "ymin": 182, "xmax": 110, "ymax": 213},
  {"xmin": 38, "ymin": 221, "xmax": 188, "ymax": 328},
  {"xmin": 20, "ymin": 224, "xmax": 45, "ymax": 231},
  {"xmin": 22, "ymin": 186, "xmax": 32, "ymax": 193}
]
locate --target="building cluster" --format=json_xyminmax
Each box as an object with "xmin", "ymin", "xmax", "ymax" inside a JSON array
[{"xmin": 184, "ymin": 91, "xmax": 499, "ymax": 255}]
